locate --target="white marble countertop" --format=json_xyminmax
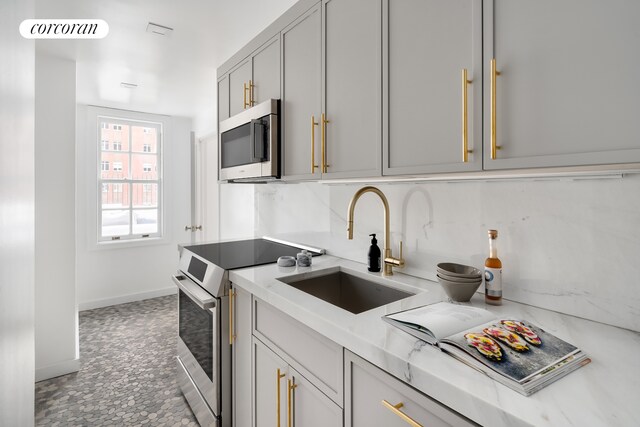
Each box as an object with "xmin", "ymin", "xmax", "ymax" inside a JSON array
[{"xmin": 229, "ymin": 254, "xmax": 640, "ymax": 427}]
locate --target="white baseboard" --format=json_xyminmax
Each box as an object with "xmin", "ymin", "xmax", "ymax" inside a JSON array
[
  {"xmin": 78, "ymin": 286, "xmax": 177, "ymax": 311},
  {"xmin": 35, "ymin": 358, "xmax": 81, "ymax": 382}
]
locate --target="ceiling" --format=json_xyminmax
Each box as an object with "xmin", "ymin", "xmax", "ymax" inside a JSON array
[{"xmin": 36, "ymin": 0, "xmax": 296, "ymax": 132}]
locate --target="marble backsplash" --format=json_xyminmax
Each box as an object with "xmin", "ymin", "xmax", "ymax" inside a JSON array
[{"xmin": 219, "ymin": 174, "xmax": 640, "ymax": 332}]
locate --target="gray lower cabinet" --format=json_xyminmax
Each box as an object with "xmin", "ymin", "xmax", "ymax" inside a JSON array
[
  {"xmin": 231, "ymin": 285, "xmax": 252, "ymax": 427},
  {"xmin": 345, "ymin": 351, "xmax": 477, "ymax": 427},
  {"xmin": 384, "ymin": 0, "xmax": 482, "ymax": 175},
  {"xmin": 484, "ymin": 0, "xmax": 640, "ymax": 170},
  {"xmin": 253, "ymin": 338, "xmax": 342, "ymax": 427}
]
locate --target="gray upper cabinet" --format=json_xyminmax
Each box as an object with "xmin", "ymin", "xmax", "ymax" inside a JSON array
[
  {"xmin": 384, "ymin": 0, "xmax": 482, "ymax": 175},
  {"xmin": 227, "ymin": 36, "xmax": 281, "ymax": 118},
  {"xmin": 282, "ymin": 4, "xmax": 323, "ymax": 180},
  {"xmin": 218, "ymin": 74, "xmax": 230, "ymax": 122},
  {"xmin": 321, "ymin": 0, "xmax": 382, "ymax": 179},
  {"xmin": 484, "ymin": 0, "xmax": 640, "ymax": 170},
  {"xmin": 252, "ymin": 36, "xmax": 281, "ymax": 105},
  {"xmin": 228, "ymin": 58, "xmax": 252, "ymax": 117}
]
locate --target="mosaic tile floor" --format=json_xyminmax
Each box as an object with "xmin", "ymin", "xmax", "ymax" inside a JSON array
[{"xmin": 35, "ymin": 295, "xmax": 199, "ymax": 426}]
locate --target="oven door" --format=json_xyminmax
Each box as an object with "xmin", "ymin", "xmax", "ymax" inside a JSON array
[{"xmin": 173, "ymin": 274, "xmax": 220, "ymax": 417}]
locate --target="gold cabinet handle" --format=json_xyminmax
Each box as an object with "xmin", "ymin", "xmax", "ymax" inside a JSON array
[
  {"xmin": 311, "ymin": 116, "xmax": 319, "ymax": 173},
  {"xmin": 249, "ymin": 79, "xmax": 255, "ymax": 106},
  {"xmin": 228, "ymin": 289, "xmax": 235, "ymax": 345},
  {"xmin": 276, "ymin": 369, "xmax": 286, "ymax": 427},
  {"xmin": 490, "ymin": 58, "xmax": 502, "ymax": 159},
  {"xmin": 381, "ymin": 400, "xmax": 423, "ymax": 427},
  {"xmin": 287, "ymin": 378, "xmax": 297, "ymax": 427},
  {"xmin": 461, "ymin": 68, "xmax": 473, "ymax": 162},
  {"xmin": 243, "ymin": 82, "xmax": 250, "ymax": 109},
  {"xmin": 321, "ymin": 113, "xmax": 330, "ymax": 173}
]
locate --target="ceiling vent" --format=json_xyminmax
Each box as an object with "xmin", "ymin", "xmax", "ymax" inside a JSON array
[
  {"xmin": 146, "ymin": 22, "xmax": 173, "ymax": 36},
  {"xmin": 120, "ymin": 82, "xmax": 138, "ymax": 89}
]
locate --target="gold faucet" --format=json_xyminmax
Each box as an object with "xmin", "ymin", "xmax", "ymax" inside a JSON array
[{"xmin": 347, "ymin": 186, "xmax": 404, "ymax": 276}]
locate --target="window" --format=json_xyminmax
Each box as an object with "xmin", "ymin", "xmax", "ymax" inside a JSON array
[{"xmin": 98, "ymin": 116, "xmax": 162, "ymax": 242}]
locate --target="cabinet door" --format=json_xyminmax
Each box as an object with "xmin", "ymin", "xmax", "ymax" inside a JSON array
[
  {"xmin": 282, "ymin": 4, "xmax": 323, "ymax": 180},
  {"xmin": 484, "ymin": 0, "xmax": 640, "ymax": 170},
  {"xmin": 253, "ymin": 338, "xmax": 288, "ymax": 427},
  {"xmin": 322, "ymin": 0, "xmax": 382, "ymax": 179},
  {"xmin": 252, "ymin": 36, "xmax": 281, "ymax": 105},
  {"xmin": 346, "ymin": 351, "xmax": 477, "ymax": 427},
  {"xmin": 229, "ymin": 59, "xmax": 252, "ymax": 117},
  {"xmin": 218, "ymin": 75, "xmax": 230, "ymax": 122},
  {"xmin": 232, "ymin": 286, "xmax": 252, "ymax": 427},
  {"xmin": 384, "ymin": 0, "xmax": 481, "ymax": 175},
  {"xmin": 289, "ymin": 366, "xmax": 343, "ymax": 427}
]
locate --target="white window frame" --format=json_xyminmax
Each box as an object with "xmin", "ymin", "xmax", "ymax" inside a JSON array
[
  {"xmin": 95, "ymin": 113, "xmax": 165, "ymax": 244},
  {"xmin": 113, "ymin": 161, "xmax": 123, "ymax": 172},
  {"xmin": 112, "ymin": 141, "xmax": 122, "ymax": 151},
  {"xmin": 143, "ymin": 143, "xmax": 151, "ymax": 153}
]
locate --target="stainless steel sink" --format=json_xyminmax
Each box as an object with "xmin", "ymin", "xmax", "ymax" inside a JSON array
[{"xmin": 278, "ymin": 267, "xmax": 414, "ymax": 314}]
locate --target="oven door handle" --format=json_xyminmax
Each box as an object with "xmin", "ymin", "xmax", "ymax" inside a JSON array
[{"xmin": 172, "ymin": 275, "xmax": 216, "ymax": 310}]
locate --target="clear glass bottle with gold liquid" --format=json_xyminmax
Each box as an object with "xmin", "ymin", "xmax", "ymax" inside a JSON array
[{"xmin": 484, "ymin": 229, "xmax": 502, "ymax": 305}]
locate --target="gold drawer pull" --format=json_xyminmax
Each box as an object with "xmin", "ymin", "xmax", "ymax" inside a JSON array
[
  {"xmin": 229, "ymin": 289, "xmax": 235, "ymax": 345},
  {"xmin": 382, "ymin": 400, "xmax": 423, "ymax": 427},
  {"xmin": 287, "ymin": 378, "xmax": 297, "ymax": 427},
  {"xmin": 276, "ymin": 369, "xmax": 286, "ymax": 427},
  {"xmin": 321, "ymin": 113, "xmax": 330, "ymax": 173},
  {"xmin": 461, "ymin": 68, "xmax": 473, "ymax": 162},
  {"xmin": 243, "ymin": 82, "xmax": 250, "ymax": 109},
  {"xmin": 490, "ymin": 58, "xmax": 502, "ymax": 159},
  {"xmin": 311, "ymin": 115, "xmax": 319, "ymax": 173}
]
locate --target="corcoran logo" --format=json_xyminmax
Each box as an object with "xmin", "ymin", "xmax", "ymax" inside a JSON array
[{"xmin": 20, "ymin": 19, "xmax": 109, "ymax": 39}]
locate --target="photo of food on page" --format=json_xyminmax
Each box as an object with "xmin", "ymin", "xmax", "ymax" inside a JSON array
[{"xmin": 442, "ymin": 319, "xmax": 579, "ymax": 382}]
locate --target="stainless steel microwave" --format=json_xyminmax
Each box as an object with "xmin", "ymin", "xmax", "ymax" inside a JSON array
[{"xmin": 219, "ymin": 99, "xmax": 279, "ymax": 182}]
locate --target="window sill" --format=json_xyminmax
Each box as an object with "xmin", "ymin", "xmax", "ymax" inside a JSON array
[{"xmin": 91, "ymin": 235, "xmax": 172, "ymax": 251}]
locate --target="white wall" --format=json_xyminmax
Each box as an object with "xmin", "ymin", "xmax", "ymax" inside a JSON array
[
  {"xmin": 0, "ymin": 0, "xmax": 35, "ymax": 424},
  {"xmin": 75, "ymin": 107, "xmax": 192, "ymax": 309},
  {"xmin": 34, "ymin": 52, "xmax": 79, "ymax": 382},
  {"xmin": 220, "ymin": 174, "xmax": 640, "ymax": 333}
]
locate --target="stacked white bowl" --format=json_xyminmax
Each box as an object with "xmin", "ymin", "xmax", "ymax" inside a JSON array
[{"xmin": 436, "ymin": 262, "xmax": 483, "ymax": 302}]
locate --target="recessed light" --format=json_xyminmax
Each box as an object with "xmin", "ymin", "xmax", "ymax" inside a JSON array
[
  {"xmin": 146, "ymin": 22, "xmax": 173, "ymax": 36},
  {"xmin": 120, "ymin": 82, "xmax": 138, "ymax": 89}
]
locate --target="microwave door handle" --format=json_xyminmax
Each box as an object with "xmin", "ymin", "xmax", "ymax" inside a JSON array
[{"xmin": 251, "ymin": 119, "xmax": 266, "ymax": 162}]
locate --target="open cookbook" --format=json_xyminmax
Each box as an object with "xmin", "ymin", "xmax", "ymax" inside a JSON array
[{"xmin": 383, "ymin": 302, "xmax": 591, "ymax": 396}]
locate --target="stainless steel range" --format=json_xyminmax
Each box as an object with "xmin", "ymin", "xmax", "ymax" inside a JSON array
[{"xmin": 172, "ymin": 237, "xmax": 323, "ymax": 427}]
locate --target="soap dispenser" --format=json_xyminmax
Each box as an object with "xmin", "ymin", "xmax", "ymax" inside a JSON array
[{"xmin": 368, "ymin": 234, "xmax": 381, "ymax": 272}]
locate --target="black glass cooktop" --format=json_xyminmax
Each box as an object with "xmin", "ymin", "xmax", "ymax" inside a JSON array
[{"xmin": 184, "ymin": 238, "xmax": 320, "ymax": 270}]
